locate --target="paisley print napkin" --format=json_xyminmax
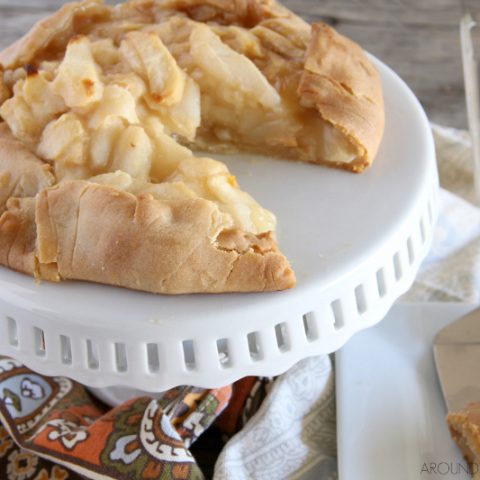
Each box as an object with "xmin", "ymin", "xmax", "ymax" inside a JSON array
[{"xmin": 0, "ymin": 356, "xmax": 232, "ymax": 480}]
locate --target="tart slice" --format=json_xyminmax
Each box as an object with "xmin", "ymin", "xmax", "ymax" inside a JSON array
[
  {"xmin": 448, "ymin": 403, "xmax": 480, "ymax": 478},
  {"xmin": 0, "ymin": 0, "xmax": 385, "ymax": 294}
]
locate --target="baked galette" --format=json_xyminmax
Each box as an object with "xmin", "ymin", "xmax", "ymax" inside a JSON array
[{"xmin": 0, "ymin": 0, "xmax": 384, "ymax": 294}]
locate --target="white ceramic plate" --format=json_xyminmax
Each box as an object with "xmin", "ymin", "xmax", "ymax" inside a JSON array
[{"xmin": 336, "ymin": 303, "xmax": 477, "ymax": 480}]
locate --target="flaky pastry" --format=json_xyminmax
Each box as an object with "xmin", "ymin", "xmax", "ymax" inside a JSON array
[{"xmin": 0, "ymin": 0, "xmax": 384, "ymax": 294}]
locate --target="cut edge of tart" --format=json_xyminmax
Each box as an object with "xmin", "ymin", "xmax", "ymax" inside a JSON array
[
  {"xmin": 0, "ymin": 0, "xmax": 385, "ymax": 294},
  {"xmin": 447, "ymin": 403, "xmax": 480, "ymax": 479}
]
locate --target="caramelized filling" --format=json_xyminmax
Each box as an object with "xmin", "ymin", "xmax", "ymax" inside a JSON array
[{"xmin": 0, "ymin": 4, "xmax": 363, "ymax": 237}]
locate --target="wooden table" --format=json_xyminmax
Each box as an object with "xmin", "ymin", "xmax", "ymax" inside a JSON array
[{"xmin": 0, "ymin": 0, "xmax": 471, "ymax": 129}]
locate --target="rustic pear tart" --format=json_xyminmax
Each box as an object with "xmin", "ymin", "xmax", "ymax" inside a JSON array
[{"xmin": 0, "ymin": 0, "xmax": 384, "ymax": 294}]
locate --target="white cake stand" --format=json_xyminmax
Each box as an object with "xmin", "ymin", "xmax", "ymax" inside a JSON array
[{"xmin": 0, "ymin": 57, "xmax": 438, "ymax": 406}]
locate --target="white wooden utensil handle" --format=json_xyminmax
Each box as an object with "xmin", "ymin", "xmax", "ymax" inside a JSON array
[{"xmin": 461, "ymin": 14, "xmax": 480, "ymax": 200}]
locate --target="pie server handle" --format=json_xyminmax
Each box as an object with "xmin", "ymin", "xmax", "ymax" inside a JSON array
[{"xmin": 433, "ymin": 306, "xmax": 480, "ymax": 412}]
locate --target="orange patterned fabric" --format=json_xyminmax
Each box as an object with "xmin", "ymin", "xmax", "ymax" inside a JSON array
[
  {"xmin": 0, "ymin": 357, "xmax": 236, "ymax": 480},
  {"xmin": 215, "ymin": 377, "xmax": 258, "ymax": 434}
]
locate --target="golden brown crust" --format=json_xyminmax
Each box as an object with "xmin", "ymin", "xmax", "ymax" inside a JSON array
[
  {"xmin": 0, "ymin": 0, "xmax": 292, "ymax": 69},
  {"xmin": 298, "ymin": 23, "xmax": 385, "ymax": 172},
  {"xmin": 153, "ymin": 0, "xmax": 294, "ymax": 26},
  {"xmin": 447, "ymin": 403, "xmax": 480, "ymax": 467},
  {"xmin": 0, "ymin": 124, "xmax": 55, "ymax": 214},
  {"xmin": 0, "ymin": 68, "xmax": 9, "ymax": 105},
  {"xmin": 35, "ymin": 181, "xmax": 295, "ymax": 293},
  {"xmin": 0, "ymin": 197, "xmax": 37, "ymax": 275},
  {"xmin": 0, "ymin": 0, "xmax": 109, "ymax": 70}
]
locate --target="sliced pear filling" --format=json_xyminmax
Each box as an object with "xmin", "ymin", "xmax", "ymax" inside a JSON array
[
  {"xmin": 111, "ymin": 126, "xmax": 153, "ymax": 180},
  {"xmin": 165, "ymin": 156, "xmax": 276, "ymax": 234},
  {"xmin": 90, "ymin": 167, "xmax": 276, "ymax": 235},
  {"xmin": 190, "ymin": 25, "xmax": 281, "ymax": 110},
  {"xmin": 120, "ymin": 31, "xmax": 186, "ymax": 107},
  {"xmin": 89, "ymin": 117, "xmax": 125, "ymax": 171},
  {"xmin": 38, "ymin": 113, "xmax": 86, "ymax": 167},
  {"xmin": 87, "ymin": 84, "xmax": 139, "ymax": 128},
  {"xmin": 150, "ymin": 19, "xmax": 360, "ymax": 165},
  {"xmin": 186, "ymin": 25, "xmax": 304, "ymax": 151},
  {"xmin": 0, "ymin": 21, "xmax": 361, "ymax": 244},
  {"xmin": 0, "ymin": 71, "xmax": 66, "ymax": 145},
  {"xmin": 146, "ymin": 76, "xmax": 200, "ymax": 141},
  {"xmin": 0, "ymin": 30, "xmax": 278, "ymax": 236},
  {"xmin": 0, "ymin": 34, "xmax": 195, "ymax": 181},
  {"xmin": 51, "ymin": 35, "xmax": 103, "ymax": 108},
  {"xmin": 0, "ymin": 20, "xmax": 363, "ymax": 183}
]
